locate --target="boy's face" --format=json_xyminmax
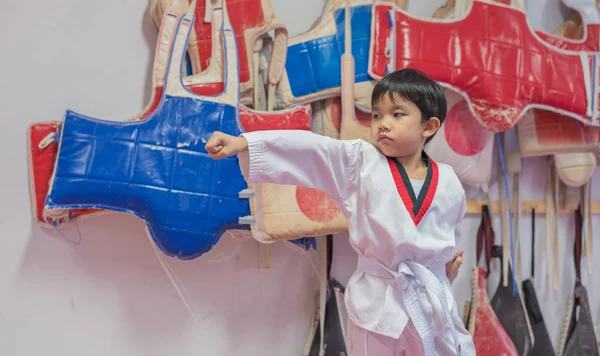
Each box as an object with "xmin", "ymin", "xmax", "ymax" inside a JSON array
[{"xmin": 369, "ymin": 94, "xmax": 438, "ymax": 158}]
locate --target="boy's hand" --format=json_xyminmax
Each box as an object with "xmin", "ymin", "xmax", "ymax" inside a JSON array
[
  {"xmin": 205, "ymin": 131, "xmax": 248, "ymax": 159},
  {"xmin": 446, "ymin": 249, "xmax": 464, "ymax": 283}
]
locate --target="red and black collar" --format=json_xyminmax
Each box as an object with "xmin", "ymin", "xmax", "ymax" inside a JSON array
[{"xmin": 387, "ymin": 151, "xmax": 439, "ymax": 225}]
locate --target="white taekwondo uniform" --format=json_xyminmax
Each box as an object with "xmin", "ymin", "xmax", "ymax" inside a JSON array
[{"xmin": 238, "ymin": 130, "xmax": 475, "ymax": 356}]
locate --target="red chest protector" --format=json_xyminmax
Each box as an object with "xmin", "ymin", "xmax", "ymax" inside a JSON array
[
  {"xmin": 369, "ymin": 0, "xmax": 600, "ymax": 132},
  {"xmin": 518, "ymin": 1, "xmax": 600, "ymax": 156}
]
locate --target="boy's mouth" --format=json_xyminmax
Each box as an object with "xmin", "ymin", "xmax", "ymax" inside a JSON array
[{"xmin": 378, "ymin": 134, "xmax": 392, "ymax": 142}]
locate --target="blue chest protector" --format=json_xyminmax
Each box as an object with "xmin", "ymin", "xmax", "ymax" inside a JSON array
[
  {"xmin": 284, "ymin": 4, "xmax": 373, "ymax": 98},
  {"xmin": 45, "ymin": 5, "xmax": 249, "ymax": 259}
]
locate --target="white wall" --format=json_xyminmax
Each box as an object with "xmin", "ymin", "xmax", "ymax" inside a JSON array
[{"xmin": 0, "ymin": 0, "xmax": 598, "ymax": 355}]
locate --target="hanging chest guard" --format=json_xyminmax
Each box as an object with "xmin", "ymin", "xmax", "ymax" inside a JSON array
[
  {"xmin": 276, "ymin": 0, "xmax": 376, "ymax": 109},
  {"xmin": 151, "ymin": 0, "xmax": 288, "ymax": 108},
  {"xmin": 45, "ymin": 2, "xmax": 250, "ymax": 259},
  {"xmin": 369, "ymin": 0, "xmax": 600, "ymax": 132}
]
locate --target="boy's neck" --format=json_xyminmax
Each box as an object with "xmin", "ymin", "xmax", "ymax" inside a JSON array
[{"xmin": 395, "ymin": 150, "xmax": 427, "ymax": 179}]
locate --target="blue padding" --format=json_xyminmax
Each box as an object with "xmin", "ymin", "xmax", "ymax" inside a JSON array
[
  {"xmin": 285, "ymin": 5, "xmax": 372, "ymax": 98},
  {"xmin": 46, "ymin": 95, "xmax": 250, "ymax": 260}
]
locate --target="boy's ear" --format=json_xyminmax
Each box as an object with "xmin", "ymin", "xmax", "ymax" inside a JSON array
[{"xmin": 423, "ymin": 117, "xmax": 441, "ymax": 140}]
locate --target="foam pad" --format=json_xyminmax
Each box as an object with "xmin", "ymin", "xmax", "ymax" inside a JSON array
[
  {"xmin": 277, "ymin": 0, "xmax": 376, "ymax": 109},
  {"xmin": 369, "ymin": 0, "xmax": 600, "ymax": 132}
]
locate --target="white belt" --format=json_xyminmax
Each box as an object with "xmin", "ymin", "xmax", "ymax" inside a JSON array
[{"xmin": 356, "ymin": 255, "xmax": 462, "ymax": 355}]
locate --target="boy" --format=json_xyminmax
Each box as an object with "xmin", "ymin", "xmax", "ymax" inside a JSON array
[{"xmin": 205, "ymin": 69, "xmax": 475, "ymax": 355}]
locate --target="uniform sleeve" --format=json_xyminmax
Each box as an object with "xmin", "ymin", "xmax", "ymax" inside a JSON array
[{"xmin": 238, "ymin": 130, "xmax": 363, "ymax": 209}]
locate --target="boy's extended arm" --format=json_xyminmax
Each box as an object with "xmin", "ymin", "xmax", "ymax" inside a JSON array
[
  {"xmin": 238, "ymin": 130, "xmax": 362, "ymax": 207},
  {"xmin": 205, "ymin": 129, "xmax": 363, "ymax": 209}
]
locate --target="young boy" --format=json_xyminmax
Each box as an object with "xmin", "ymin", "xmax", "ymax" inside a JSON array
[{"xmin": 205, "ymin": 69, "xmax": 475, "ymax": 355}]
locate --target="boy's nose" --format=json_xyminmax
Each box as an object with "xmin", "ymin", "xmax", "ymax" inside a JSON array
[{"xmin": 378, "ymin": 119, "xmax": 391, "ymax": 131}]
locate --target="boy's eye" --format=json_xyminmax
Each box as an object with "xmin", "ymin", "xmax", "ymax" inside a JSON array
[
  {"xmin": 394, "ymin": 112, "xmax": 404, "ymax": 117},
  {"xmin": 371, "ymin": 114, "xmax": 380, "ymax": 119}
]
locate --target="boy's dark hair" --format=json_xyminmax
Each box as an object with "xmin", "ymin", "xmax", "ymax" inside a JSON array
[{"xmin": 371, "ymin": 68, "xmax": 447, "ymax": 143}]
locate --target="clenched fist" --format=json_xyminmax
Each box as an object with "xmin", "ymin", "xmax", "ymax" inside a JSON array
[{"xmin": 205, "ymin": 131, "xmax": 248, "ymax": 159}]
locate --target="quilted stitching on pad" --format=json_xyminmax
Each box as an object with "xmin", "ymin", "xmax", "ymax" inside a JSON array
[{"xmin": 48, "ymin": 97, "xmax": 248, "ymax": 259}]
